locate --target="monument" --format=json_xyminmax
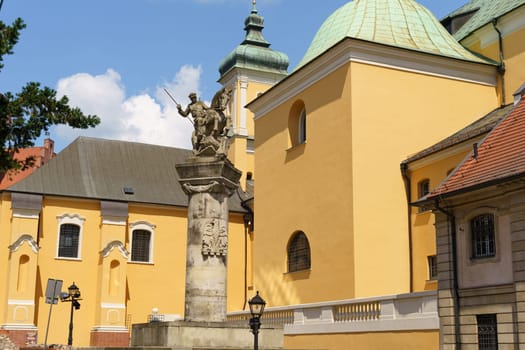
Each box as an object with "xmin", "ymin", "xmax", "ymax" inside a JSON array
[{"xmin": 130, "ymin": 88, "xmax": 283, "ymax": 349}]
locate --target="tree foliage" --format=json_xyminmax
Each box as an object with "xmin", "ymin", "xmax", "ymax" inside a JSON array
[{"xmin": 0, "ymin": 16, "xmax": 100, "ymax": 173}]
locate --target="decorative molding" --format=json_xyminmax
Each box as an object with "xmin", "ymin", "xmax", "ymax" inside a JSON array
[
  {"xmin": 102, "ymin": 216, "xmax": 127, "ymax": 226},
  {"xmin": 0, "ymin": 324, "xmax": 37, "ymax": 330},
  {"xmin": 8, "ymin": 234, "xmax": 39, "ymax": 253},
  {"xmin": 250, "ymin": 38, "xmax": 497, "ymax": 119},
  {"xmin": 12, "ymin": 208, "xmax": 40, "ymax": 219},
  {"xmin": 100, "ymin": 303, "xmax": 126, "ymax": 309},
  {"xmin": 7, "ymin": 299, "xmax": 34, "ymax": 305},
  {"xmin": 129, "ymin": 221, "xmax": 156, "ymax": 230},
  {"xmin": 101, "ymin": 241, "xmax": 129, "ymax": 259},
  {"xmin": 91, "ymin": 326, "xmax": 129, "ymax": 332}
]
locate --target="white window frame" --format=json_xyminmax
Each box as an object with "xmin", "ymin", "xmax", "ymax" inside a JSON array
[
  {"xmin": 129, "ymin": 221, "xmax": 156, "ymax": 264},
  {"xmin": 56, "ymin": 213, "xmax": 85, "ymax": 260}
]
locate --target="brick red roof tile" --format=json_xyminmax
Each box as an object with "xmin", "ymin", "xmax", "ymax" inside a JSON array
[{"xmin": 429, "ymin": 96, "xmax": 525, "ymax": 198}]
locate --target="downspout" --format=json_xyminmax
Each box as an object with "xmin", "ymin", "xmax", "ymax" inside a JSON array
[
  {"xmin": 434, "ymin": 199, "xmax": 461, "ymax": 350},
  {"xmin": 400, "ymin": 163, "xmax": 413, "ymax": 292},
  {"xmin": 240, "ymin": 195, "xmax": 254, "ymax": 311},
  {"xmin": 492, "ymin": 18, "xmax": 506, "ymax": 106}
]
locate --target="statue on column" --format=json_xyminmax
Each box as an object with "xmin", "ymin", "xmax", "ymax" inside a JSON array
[{"xmin": 177, "ymin": 87, "xmax": 233, "ymax": 157}]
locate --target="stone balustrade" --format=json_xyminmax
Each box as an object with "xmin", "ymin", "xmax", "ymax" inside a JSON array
[{"xmin": 226, "ymin": 290, "xmax": 438, "ymax": 335}]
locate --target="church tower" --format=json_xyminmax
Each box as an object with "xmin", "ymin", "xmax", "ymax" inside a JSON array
[{"xmin": 218, "ymin": 1, "xmax": 289, "ymax": 188}]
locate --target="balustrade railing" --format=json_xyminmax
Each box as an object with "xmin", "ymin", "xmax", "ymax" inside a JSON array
[{"xmin": 226, "ymin": 290, "xmax": 438, "ymax": 334}]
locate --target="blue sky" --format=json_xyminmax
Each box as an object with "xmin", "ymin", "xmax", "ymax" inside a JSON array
[{"xmin": 2, "ymin": 0, "xmax": 469, "ymax": 152}]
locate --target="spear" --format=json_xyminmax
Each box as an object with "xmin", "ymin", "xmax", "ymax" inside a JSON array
[{"xmin": 164, "ymin": 88, "xmax": 194, "ymax": 126}]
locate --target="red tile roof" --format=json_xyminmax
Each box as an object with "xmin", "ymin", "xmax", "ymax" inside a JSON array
[
  {"xmin": 0, "ymin": 139, "xmax": 55, "ymax": 190},
  {"xmin": 429, "ymin": 96, "xmax": 525, "ymax": 198}
]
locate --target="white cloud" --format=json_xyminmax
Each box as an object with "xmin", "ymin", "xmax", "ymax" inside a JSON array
[{"xmin": 54, "ymin": 66, "xmax": 206, "ymax": 151}]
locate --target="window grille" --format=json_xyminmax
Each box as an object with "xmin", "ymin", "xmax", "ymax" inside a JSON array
[
  {"xmin": 428, "ymin": 255, "xmax": 437, "ymax": 280},
  {"xmin": 471, "ymin": 214, "xmax": 495, "ymax": 258},
  {"xmin": 287, "ymin": 232, "xmax": 310, "ymax": 272},
  {"xmin": 58, "ymin": 224, "xmax": 80, "ymax": 258},
  {"xmin": 131, "ymin": 229, "xmax": 151, "ymax": 262},
  {"xmin": 477, "ymin": 314, "xmax": 498, "ymax": 350}
]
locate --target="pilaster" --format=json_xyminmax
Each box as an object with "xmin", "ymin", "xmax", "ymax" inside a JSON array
[
  {"xmin": 1, "ymin": 193, "xmax": 42, "ymax": 347},
  {"xmin": 91, "ymin": 201, "xmax": 129, "ymax": 346}
]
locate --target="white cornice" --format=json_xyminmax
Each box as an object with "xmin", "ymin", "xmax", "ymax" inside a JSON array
[
  {"xmin": 218, "ymin": 66, "xmax": 287, "ymax": 88},
  {"xmin": 12, "ymin": 208, "xmax": 39, "ymax": 219},
  {"xmin": 100, "ymin": 303, "xmax": 126, "ymax": 309},
  {"xmin": 250, "ymin": 38, "xmax": 497, "ymax": 119},
  {"xmin": 8, "ymin": 299, "xmax": 34, "ymax": 305}
]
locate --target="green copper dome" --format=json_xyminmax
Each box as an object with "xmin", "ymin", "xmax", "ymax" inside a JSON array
[
  {"xmin": 219, "ymin": 1, "xmax": 289, "ymax": 76},
  {"xmin": 295, "ymin": 0, "xmax": 488, "ymax": 70}
]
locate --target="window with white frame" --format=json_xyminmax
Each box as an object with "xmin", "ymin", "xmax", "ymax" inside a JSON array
[
  {"xmin": 56, "ymin": 214, "xmax": 85, "ymax": 259},
  {"xmin": 129, "ymin": 221, "xmax": 155, "ymax": 263}
]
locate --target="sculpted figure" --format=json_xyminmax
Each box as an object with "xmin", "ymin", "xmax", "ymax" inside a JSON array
[
  {"xmin": 177, "ymin": 88, "xmax": 233, "ymax": 157},
  {"xmin": 177, "ymin": 92, "xmax": 210, "ymax": 152}
]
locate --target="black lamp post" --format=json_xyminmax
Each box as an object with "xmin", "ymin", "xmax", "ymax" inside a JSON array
[
  {"xmin": 60, "ymin": 282, "xmax": 81, "ymax": 346},
  {"xmin": 248, "ymin": 291, "xmax": 266, "ymax": 350}
]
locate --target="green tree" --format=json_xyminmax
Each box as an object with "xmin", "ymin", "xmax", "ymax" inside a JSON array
[{"xmin": 0, "ymin": 14, "xmax": 100, "ymax": 173}]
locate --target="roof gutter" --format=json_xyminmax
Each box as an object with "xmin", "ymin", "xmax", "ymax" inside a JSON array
[
  {"xmin": 433, "ymin": 199, "xmax": 461, "ymax": 350},
  {"xmin": 400, "ymin": 163, "xmax": 414, "ymax": 293},
  {"xmin": 492, "ymin": 18, "xmax": 506, "ymax": 106}
]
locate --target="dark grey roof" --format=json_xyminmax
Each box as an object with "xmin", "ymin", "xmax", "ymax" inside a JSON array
[
  {"xmin": 8, "ymin": 137, "xmax": 247, "ymax": 213},
  {"xmin": 403, "ymin": 104, "xmax": 515, "ymax": 164}
]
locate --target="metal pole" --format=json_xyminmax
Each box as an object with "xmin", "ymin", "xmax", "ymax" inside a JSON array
[
  {"xmin": 254, "ymin": 327, "xmax": 259, "ymax": 350},
  {"xmin": 250, "ymin": 317, "xmax": 260, "ymax": 350},
  {"xmin": 67, "ymin": 301, "xmax": 74, "ymax": 346}
]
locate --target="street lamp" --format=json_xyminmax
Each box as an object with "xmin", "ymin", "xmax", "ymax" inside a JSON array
[
  {"xmin": 60, "ymin": 282, "xmax": 81, "ymax": 346},
  {"xmin": 248, "ymin": 291, "xmax": 266, "ymax": 350}
]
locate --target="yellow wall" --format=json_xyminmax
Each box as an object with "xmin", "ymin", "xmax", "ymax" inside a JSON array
[
  {"xmin": 254, "ymin": 64, "xmax": 356, "ymax": 306},
  {"xmin": 349, "ymin": 61, "xmax": 497, "ymax": 297},
  {"xmin": 254, "ymin": 58, "xmax": 498, "ymax": 306},
  {"xmin": 0, "ymin": 194, "xmax": 248, "ymax": 346},
  {"xmin": 228, "ymin": 79, "xmax": 274, "ymax": 190},
  {"xmin": 408, "ymin": 149, "xmax": 473, "ymax": 291},
  {"xmin": 284, "ymin": 330, "xmax": 439, "ymax": 350},
  {"xmin": 462, "ymin": 25, "xmax": 525, "ymax": 105}
]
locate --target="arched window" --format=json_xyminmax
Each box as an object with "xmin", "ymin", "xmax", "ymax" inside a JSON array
[
  {"xmin": 131, "ymin": 230, "xmax": 152, "ymax": 262},
  {"xmin": 58, "ymin": 224, "xmax": 81, "ymax": 258},
  {"xmin": 129, "ymin": 221, "xmax": 156, "ymax": 263},
  {"xmin": 471, "ymin": 214, "xmax": 496, "ymax": 259},
  {"xmin": 298, "ymin": 108, "xmax": 306, "ymax": 144},
  {"xmin": 288, "ymin": 100, "xmax": 307, "ymax": 148},
  {"xmin": 56, "ymin": 213, "xmax": 85, "ymax": 259},
  {"xmin": 418, "ymin": 179, "xmax": 430, "ymax": 198},
  {"xmin": 287, "ymin": 231, "xmax": 311, "ymax": 272}
]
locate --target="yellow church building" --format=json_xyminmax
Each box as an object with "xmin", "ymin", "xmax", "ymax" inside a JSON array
[{"xmin": 1, "ymin": 0, "xmax": 525, "ymax": 349}]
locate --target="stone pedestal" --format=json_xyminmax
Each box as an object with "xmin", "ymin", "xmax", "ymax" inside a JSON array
[
  {"xmin": 175, "ymin": 157, "xmax": 241, "ymax": 322},
  {"xmin": 131, "ymin": 321, "xmax": 283, "ymax": 350}
]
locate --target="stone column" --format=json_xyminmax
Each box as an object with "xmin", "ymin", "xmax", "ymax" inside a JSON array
[{"xmin": 176, "ymin": 157, "xmax": 241, "ymax": 323}]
